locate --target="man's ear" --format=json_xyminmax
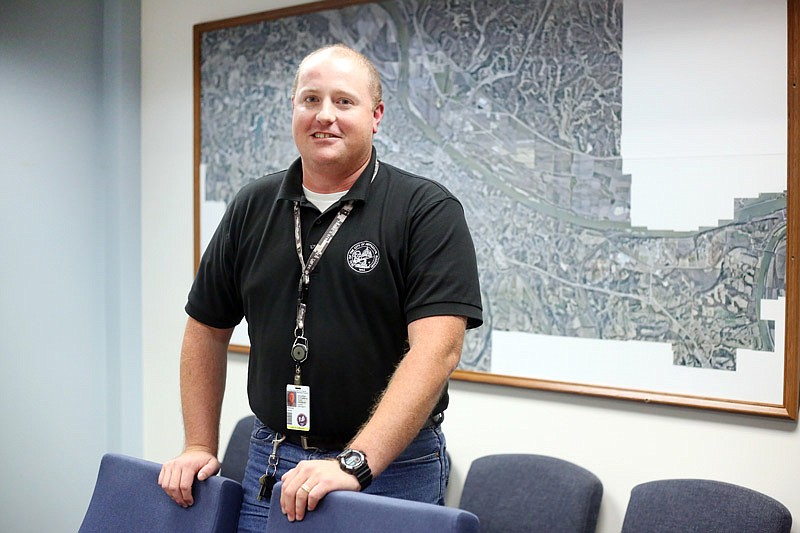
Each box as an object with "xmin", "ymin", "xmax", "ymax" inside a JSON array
[{"xmin": 372, "ymin": 101, "xmax": 385, "ymax": 133}]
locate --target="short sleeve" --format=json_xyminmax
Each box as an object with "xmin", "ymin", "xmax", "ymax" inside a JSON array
[
  {"xmin": 404, "ymin": 196, "xmax": 483, "ymax": 329},
  {"xmin": 185, "ymin": 201, "xmax": 244, "ymax": 329}
]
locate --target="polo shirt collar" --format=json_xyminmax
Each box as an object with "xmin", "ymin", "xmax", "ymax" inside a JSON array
[{"xmin": 277, "ymin": 147, "xmax": 378, "ymax": 205}]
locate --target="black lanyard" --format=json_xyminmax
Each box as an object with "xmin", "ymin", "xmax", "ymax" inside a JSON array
[
  {"xmin": 288, "ymin": 161, "xmax": 379, "ymax": 384},
  {"xmin": 290, "ymin": 199, "xmax": 354, "ymax": 384}
]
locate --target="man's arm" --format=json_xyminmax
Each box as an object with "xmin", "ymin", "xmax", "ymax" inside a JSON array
[
  {"xmin": 158, "ymin": 316, "xmax": 234, "ymax": 507},
  {"xmin": 280, "ymin": 314, "xmax": 467, "ymax": 521}
]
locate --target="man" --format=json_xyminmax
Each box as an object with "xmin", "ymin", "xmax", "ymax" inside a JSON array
[{"xmin": 159, "ymin": 44, "xmax": 482, "ymax": 531}]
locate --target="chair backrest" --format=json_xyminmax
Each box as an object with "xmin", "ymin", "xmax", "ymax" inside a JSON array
[
  {"xmin": 458, "ymin": 453, "xmax": 603, "ymax": 533},
  {"xmin": 621, "ymin": 478, "xmax": 792, "ymax": 533},
  {"xmin": 79, "ymin": 453, "xmax": 243, "ymax": 533},
  {"xmin": 220, "ymin": 414, "xmax": 256, "ymax": 483},
  {"xmin": 267, "ymin": 481, "xmax": 480, "ymax": 533}
]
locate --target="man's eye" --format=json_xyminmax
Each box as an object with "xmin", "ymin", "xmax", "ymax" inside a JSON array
[
  {"xmin": 304, "ymin": 96, "xmax": 318, "ymax": 103},
  {"xmin": 339, "ymin": 98, "xmax": 353, "ymax": 105}
]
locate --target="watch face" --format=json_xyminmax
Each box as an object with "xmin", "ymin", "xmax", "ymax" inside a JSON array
[{"xmin": 343, "ymin": 450, "xmax": 364, "ymax": 468}]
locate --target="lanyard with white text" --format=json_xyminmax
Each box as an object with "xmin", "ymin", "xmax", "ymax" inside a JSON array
[
  {"xmin": 289, "ymin": 161, "xmax": 379, "ymax": 385},
  {"xmin": 290, "ymin": 199, "xmax": 355, "ymax": 386}
]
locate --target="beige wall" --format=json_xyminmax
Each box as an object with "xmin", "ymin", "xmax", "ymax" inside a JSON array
[{"xmin": 141, "ymin": 1, "xmax": 799, "ymax": 531}]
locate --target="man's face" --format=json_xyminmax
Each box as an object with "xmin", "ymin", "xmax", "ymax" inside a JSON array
[{"xmin": 292, "ymin": 50, "xmax": 384, "ymax": 178}]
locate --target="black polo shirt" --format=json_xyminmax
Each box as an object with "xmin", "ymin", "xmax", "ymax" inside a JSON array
[{"xmin": 187, "ymin": 149, "xmax": 483, "ymax": 444}]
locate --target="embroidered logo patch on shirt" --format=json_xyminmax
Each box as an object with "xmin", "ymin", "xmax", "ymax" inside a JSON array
[{"xmin": 347, "ymin": 241, "xmax": 380, "ymax": 273}]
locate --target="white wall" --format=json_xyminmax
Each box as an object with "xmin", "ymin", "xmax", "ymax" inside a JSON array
[
  {"xmin": 141, "ymin": 1, "xmax": 800, "ymax": 532},
  {"xmin": 0, "ymin": 0, "xmax": 141, "ymax": 531}
]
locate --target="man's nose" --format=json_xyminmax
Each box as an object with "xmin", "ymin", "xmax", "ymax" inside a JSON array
[{"xmin": 316, "ymin": 99, "xmax": 336, "ymax": 123}]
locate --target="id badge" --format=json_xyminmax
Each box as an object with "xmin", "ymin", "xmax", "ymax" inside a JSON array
[{"xmin": 286, "ymin": 384, "xmax": 310, "ymax": 431}]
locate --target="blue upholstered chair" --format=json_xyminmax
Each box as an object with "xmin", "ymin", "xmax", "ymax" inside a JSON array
[
  {"xmin": 620, "ymin": 478, "xmax": 792, "ymax": 533},
  {"xmin": 267, "ymin": 481, "xmax": 480, "ymax": 532},
  {"xmin": 79, "ymin": 453, "xmax": 243, "ymax": 533},
  {"xmin": 458, "ymin": 453, "xmax": 603, "ymax": 533},
  {"xmin": 219, "ymin": 414, "xmax": 256, "ymax": 483}
]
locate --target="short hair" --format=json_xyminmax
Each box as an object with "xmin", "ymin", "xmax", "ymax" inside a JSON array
[{"xmin": 292, "ymin": 44, "xmax": 383, "ymax": 109}]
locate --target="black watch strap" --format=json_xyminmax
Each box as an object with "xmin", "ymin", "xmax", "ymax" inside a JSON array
[{"xmin": 351, "ymin": 463, "xmax": 372, "ymax": 491}]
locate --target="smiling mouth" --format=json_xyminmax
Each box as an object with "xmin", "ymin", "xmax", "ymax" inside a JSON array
[{"xmin": 313, "ymin": 133, "xmax": 336, "ymax": 139}]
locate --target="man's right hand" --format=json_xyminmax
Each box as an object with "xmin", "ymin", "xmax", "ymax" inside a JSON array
[{"xmin": 158, "ymin": 448, "xmax": 221, "ymax": 507}]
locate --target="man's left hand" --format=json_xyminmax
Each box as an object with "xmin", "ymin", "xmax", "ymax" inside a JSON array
[{"xmin": 279, "ymin": 459, "xmax": 361, "ymax": 521}]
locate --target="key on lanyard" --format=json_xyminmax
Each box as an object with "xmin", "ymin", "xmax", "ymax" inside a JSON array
[{"xmin": 257, "ymin": 433, "xmax": 286, "ymax": 501}]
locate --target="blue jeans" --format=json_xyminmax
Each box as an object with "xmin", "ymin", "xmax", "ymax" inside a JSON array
[{"xmin": 237, "ymin": 418, "xmax": 449, "ymax": 532}]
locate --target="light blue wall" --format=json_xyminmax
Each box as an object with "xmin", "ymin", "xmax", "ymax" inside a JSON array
[{"xmin": 0, "ymin": 0, "xmax": 141, "ymax": 530}]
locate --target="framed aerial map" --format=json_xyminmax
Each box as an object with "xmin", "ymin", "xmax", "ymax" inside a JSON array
[{"xmin": 194, "ymin": 0, "xmax": 799, "ymax": 418}]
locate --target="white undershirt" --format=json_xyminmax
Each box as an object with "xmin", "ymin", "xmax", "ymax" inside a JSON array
[{"xmin": 302, "ymin": 185, "xmax": 349, "ymax": 213}]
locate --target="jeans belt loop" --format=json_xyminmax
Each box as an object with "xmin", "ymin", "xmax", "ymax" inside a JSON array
[{"xmin": 299, "ymin": 435, "xmax": 318, "ymax": 451}]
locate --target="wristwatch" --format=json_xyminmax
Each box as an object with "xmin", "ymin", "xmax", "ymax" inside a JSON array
[{"xmin": 336, "ymin": 448, "xmax": 372, "ymax": 490}]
